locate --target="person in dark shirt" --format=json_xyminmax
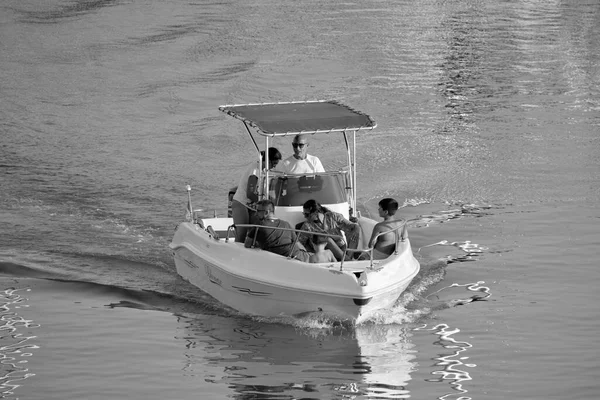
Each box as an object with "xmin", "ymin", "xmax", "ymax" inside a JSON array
[{"xmin": 244, "ymin": 199, "xmax": 310, "ymax": 262}]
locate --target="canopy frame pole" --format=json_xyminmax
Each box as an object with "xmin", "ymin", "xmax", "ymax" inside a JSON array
[
  {"xmin": 342, "ymin": 131, "xmax": 351, "ymax": 206},
  {"xmin": 244, "ymin": 122, "xmax": 266, "ymax": 200},
  {"xmin": 243, "ymin": 122, "xmax": 259, "ymax": 153},
  {"xmin": 342, "ymin": 131, "xmax": 355, "ymax": 217},
  {"xmin": 352, "ymin": 130, "xmax": 357, "ymax": 216},
  {"xmin": 263, "ymin": 135, "xmax": 270, "ymax": 200}
]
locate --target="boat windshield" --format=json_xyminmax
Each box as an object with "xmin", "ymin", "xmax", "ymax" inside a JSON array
[{"xmin": 268, "ymin": 172, "xmax": 348, "ymax": 207}]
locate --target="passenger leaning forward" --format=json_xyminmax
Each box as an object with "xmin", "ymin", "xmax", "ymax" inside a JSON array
[
  {"xmin": 299, "ymin": 199, "xmax": 360, "ymax": 261},
  {"xmin": 244, "ymin": 200, "xmax": 310, "ymax": 262}
]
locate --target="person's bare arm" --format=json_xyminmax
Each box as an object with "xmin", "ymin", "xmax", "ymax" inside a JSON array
[
  {"xmin": 368, "ymin": 223, "xmax": 384, "ymax": 248},
  {"xmin": 246, "ymin": 175, "xmax": 259, "ymax": 202},
  {"xmin": 330, "ymin": 212, "xmax": 359, "ymax": 243},
  {"xmin": 244, "ymin": 227, "xmax": 258, "ymax": 248}
]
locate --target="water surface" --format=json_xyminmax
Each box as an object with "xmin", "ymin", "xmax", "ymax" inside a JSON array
[{"xmin": 1, "ymin": 0, "xmax": 599, "ymax": 399}]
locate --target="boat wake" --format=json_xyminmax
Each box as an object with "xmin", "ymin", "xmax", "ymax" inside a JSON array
[
  {"xmin": 0, "ymin": 253, "xmax": 490, "ymax": 331},
  {"xmin": 270, "ymin": 201, "xmax": 500, "ymax": 329},
  {"xmin": 0, "ymin": 199, "xmax": 498, "ymax": 329},
  {"xmin": 249, "ymin": 259, "xmax": 450, "ymax": 330},
  {"xmin": 406, "ymin": 201, "xmax": 500, "ymax": 229}
]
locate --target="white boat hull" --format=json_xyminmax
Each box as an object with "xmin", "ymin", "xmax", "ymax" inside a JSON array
[{"xmin": 169, "ymin": 219, "xmax": 420, "ymax": 323}]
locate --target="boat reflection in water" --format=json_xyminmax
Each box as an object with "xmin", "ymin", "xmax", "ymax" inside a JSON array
[{"xmin": 174, "ymin": 314, "xmax": 416, "ymax": 399}]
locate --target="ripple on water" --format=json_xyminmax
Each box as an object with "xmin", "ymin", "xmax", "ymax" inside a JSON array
[{"xmin": 0, "ymin": 288, "xmax": 39, "ymax": 397}]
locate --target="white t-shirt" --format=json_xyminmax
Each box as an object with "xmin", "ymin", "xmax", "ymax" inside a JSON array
[
  {"xmin": 280, "ymin": 154, "xmax": 325, "ymax": 174},
  {"xmin": 232, "ymin": 162, "xmax": 260, "ymax": 204}
]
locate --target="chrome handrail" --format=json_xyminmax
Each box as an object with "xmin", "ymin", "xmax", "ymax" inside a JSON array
[
  {"xmin": 234, "ymin": 223, "xmax": 343, "ymax": 261},
  {"xmin": 229, "ymin": 219, "xmax": 409, "ymax": 270},
  {"xmin": 268, "ymin": 169, "xmax": 349, "ymax": 178},
  {"xmin": 350, "ymin": 220, "xmax": 408, "ymax": 269}
]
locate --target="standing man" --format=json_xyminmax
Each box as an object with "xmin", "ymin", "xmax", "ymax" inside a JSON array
[
  {"xmin": 280, "ymin": 134, "xmax": 325, "ymax": 174},
  {"xmin": 232, "ymin": 147, "xmax": 282, "ymax": 242}
]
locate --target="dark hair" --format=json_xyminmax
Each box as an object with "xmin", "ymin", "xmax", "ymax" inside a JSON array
[
  {"xmin": 268, "ymin": 147, "xmax": 282, "ymax": 161},
  {"xmin": 256, "ymin": 199, "xmax": 275, "ymax": 212},
  {"xmin": 303, "ymin": 199, "xmax": 330, "ymax": 214},
  {"xmin": 379, "ymin": 198, "xmax": 399, "ymax": 215},
  {"xmin": 259, "ymin": 147, "xmax": 282, "ymax": 163},
  {"xmin": 311, "ymin": 234, "xmax": 328, "ymax": 245}
]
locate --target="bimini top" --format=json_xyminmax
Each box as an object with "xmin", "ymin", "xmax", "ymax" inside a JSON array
[{"xmin": 219, "ymin": 100, "xmax": 376, "ymax": 136}]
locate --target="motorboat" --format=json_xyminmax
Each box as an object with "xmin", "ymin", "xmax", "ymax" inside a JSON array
[{"xmin": 169, "ymin": 100, "xmax": 420, "ymax": 323}]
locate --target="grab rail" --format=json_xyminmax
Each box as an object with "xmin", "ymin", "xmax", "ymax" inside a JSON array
[
  {"xmin": 347, "ymin": 220, "xmax": 408, "ymax": 268},
  {"xmin": 235, "ymin": 223, "xmax": 343, "ymax": 247},
  {"xmin": 369, "ymin": 220, "xmax": 408, "ymax": 250},
  {"xmin": 233, "ymin": 223, "xmax": 343, "ymax": 261},
  {"xmin": 227, "ymin": 219, "xmax": 408, "ymax": 270}
]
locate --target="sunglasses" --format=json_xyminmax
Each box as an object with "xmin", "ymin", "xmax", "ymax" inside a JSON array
[
  {"xmin": 292, "ymin": 143, "xmax": 306, "ymax": 148},
  {"xmin": 303, "ymin": 212, "xmax": 312, "ymax": 218}
]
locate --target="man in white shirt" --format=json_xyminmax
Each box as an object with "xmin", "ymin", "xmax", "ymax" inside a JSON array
[{"xmin": 280, "ymin": 134, "xmax": 325, "ymax": 174}]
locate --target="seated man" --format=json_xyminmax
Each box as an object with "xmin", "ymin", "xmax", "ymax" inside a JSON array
[
  {"xmin": 245, "ymin": 199, "xmax": 310, "ymax": 262},
  {"xmin": 367, "ymin": 198, "xmax": 400, "ymax": 259}
]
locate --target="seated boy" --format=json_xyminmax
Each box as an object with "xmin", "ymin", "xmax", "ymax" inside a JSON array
[
  {"xmin": 367, "ymin": 198, "xmax": 400, "ymax": 260},
  {"xmin": 308, "ymin": 234, "xmax": 337, "ymax": 263}
]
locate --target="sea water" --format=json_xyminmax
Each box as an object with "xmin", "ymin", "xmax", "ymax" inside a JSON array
[{"xmin": 1, "ymin": 0, "xmax": 599, "ymax": 399}]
